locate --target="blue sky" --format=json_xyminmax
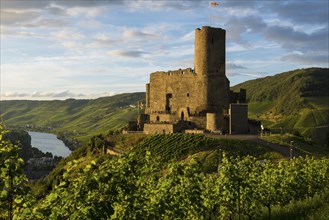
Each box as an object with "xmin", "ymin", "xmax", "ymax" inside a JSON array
[{"xmin": 1, "ymin": 0, "xmax": 328, "ymax": 100}]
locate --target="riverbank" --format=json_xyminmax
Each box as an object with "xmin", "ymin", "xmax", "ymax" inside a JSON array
[{"xmin": 56, "ymin": 132, "xmax": 81, "ymax": 151}]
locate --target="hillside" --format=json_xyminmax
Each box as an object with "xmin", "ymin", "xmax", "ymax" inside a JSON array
[
  {"xmin": 1, "ymin": 67, "xmax": 328, "ymax": 145},
  {"xmin": 0, "ymin": 92, "xmax": 145, "ymax": 143},
  {"xmin": 232, "ymin": 67, "xmax": 329, "ymax": 144}
]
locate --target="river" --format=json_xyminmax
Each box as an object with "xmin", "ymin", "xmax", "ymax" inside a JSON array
[{"xmin": 28, "ymin": 131, "xmax": 71, "ymax": 157}]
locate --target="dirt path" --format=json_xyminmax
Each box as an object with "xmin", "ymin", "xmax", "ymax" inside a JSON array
[
  {"xmin": 252, "ymin": 138, "xmax": 303, "ymax": 158},
  {"xmin": 205, "ymin": 134, "xmax": 304, "ymax": 158}
]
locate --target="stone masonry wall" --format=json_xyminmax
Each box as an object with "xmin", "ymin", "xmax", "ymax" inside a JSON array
[{"xmin": 145, "ymin": 68, "xmax": 207, "ymax": 118}]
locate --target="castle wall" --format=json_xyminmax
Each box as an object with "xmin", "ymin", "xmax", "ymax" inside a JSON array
[
  {"xmin": 144, "ymin": 123, "xmax": 175, "ymax": 134},
  {"xmin": 189, "ymin": 116, "xmax": 206, "ymax": 128},
  {"xmin": 229, "ymin": 104, "xmax": 248, "ymax": 134},
  {"xmin": 206, "ymin": 113, "xmax": 219, "ymax": 131},
  {"xmin": 137, "ymin": 114, "xmax": 149, "ymax": 130},
  {"xmin": 145, "ymin": 68, "xmax": 207, "ymax": 118},
  {"xmin": 150, "ymin": 113, "xmax": 176, "ymax": 123}
]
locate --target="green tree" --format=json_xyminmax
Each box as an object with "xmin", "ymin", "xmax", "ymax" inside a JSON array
[{"xmin": 0, "ymin": 124, "xmax": 33, "ymax": 220}]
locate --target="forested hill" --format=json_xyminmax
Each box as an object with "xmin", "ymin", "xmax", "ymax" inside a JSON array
[
  {"xmin": 0, "ymin": 92, "xmax": 145, "ymax": 142},
  {"xmin": 231, "ymin": 67, "xmax": 328, "ymax": 116},
  {"xmin": 232, "ymin": 67, "xmax": 328, "ymax": 103},
  {"xmin": 232, "ymin": 67, "xmax": 329, "ymax": 143}
]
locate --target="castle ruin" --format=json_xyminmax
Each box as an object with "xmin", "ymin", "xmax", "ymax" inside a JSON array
[{"xmin": 136, "ymin": 26, "xmax": 248, "ymax": 134}]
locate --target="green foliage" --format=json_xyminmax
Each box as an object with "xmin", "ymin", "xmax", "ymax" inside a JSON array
[
  {"xmin": 2, "ymin": 126, "xmax": 328, "ymax": 220},
  {"xmin": 17, "ymin": 151, "xmax": 329, "ymax": 219},
  {"xmin": 30, "ymin": 144, "xmax": 89, "ymax": 199},
  {"xmin": 263, "ymin": 190, "xmax": 329, "ymax": 220},
  {"xmin": 0, "ymin": 124, "xmax": 35, "ymax": 220}
]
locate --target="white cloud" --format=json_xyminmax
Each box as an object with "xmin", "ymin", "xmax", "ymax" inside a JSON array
[
  {"xmin": 0, "ymin": 27, "xmax": 44, "ymax": 38},
  {"xmin": 227, "ymin": 43, "xmax": 248, "ymax": 52},
  {"xmin": 282, "ymin": 53, "xmax": 329, "ymax": 65},
  {"xmin": 66, "ymin": 6, "xmax": 104, "ymax": 17},
  {"xmin": 0, "ymin": 9, "xmax": 41, "ymax": 25},
  {"xmin": 225, "ymin": 7, "xmax": 258, "ymax": 17},
  {"xmin": 227, "ymin": 63, "xmax": 247, "ymax": 70},
  {"xmin": 23, "ymin": 18, "xmax": 69, "ymax": 28},
  {"xmin": 45, "ymin": 4, "xmax": 67, "ymax": 16},
  {"xmin": 122, "ymin": 0, "xmax": 206, "ymax": 11},
  {"xmin": 1, "ymin": 90, "xmax": 121, "ymax": 100},
  {"xmin": 53, "ymin": 29, "xmax": 85, "ymax": 41},
  {"xmin": 108, "ymin": 50, "xmax": 148, "ymax": 58},
  {"xmin": 87, "ymin": 36, "xmax": 120, "ymax": 48},
  {"xmin": 123, "ymin": 29, "xmax": 158, "ymax": 40}
]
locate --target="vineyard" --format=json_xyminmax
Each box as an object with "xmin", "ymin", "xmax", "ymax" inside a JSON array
[
  {"xmin": 132, "ymin": 133, "xmax": 283, "ymax": 164},
  {"xmin": 133, "ymin": 133, "xmax": 217, "ymax": 163},
  {"xmin": 1, "ymin": 127, "xmax": 329, "ymax": 219}
]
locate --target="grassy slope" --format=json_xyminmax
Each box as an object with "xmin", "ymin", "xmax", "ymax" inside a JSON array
[
  {"xmin": 232, "ymin": 67, "xmax": 329, "ymax": 143},
  {"xmin": 0, "ymin": 92, "xmax": 145, "ymax": 142}
]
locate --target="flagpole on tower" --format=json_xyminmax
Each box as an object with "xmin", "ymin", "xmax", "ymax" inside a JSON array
[{"xmin": 209, "ymin": 1, "xmax": 220, "ymax": 26}]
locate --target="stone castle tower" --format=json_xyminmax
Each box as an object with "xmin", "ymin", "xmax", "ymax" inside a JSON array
[
  {"xmin": 137, "ymin": 26, "xmax": 248, "ymax": 134},
  {"xmin": 194, "ymin": 26, "xmax": 230, "ymax": 113}
]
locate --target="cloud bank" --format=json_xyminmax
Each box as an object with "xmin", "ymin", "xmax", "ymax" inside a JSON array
[{"xmin": 1, "ymin": 0, "xmax": 328, "ymax": 99}]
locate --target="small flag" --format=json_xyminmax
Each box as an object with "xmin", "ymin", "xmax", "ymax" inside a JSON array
[{"xmin": 210, "ymin": 2, "xmax": 220, "ymax": 7}]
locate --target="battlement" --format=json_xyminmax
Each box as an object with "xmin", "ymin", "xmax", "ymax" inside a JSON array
[
  {"xmin": 150, "ymin": 68, "xmax": 195, "ymax": 77},
  {"xmin": 195, "ymin": 26, "xmax": 225, "ymax": 32}
]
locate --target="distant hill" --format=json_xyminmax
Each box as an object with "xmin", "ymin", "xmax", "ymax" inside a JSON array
[
  {"xmin": 0, "ymin": 92, "xmax": 145, "ymax": 143},
  {"xmin": 232, "ymin": 67, "xmax": 329, "ymax": 144},
  {"xmin": 1, "ymin": 68, "xmax": 328, "ymax": 145}
]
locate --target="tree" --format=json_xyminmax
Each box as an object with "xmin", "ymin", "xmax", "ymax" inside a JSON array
[{"xmin": 0, "ymin": 124, "xmax": 32, "ymax": 219}]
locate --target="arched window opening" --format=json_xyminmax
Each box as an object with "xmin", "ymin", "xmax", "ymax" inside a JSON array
[{"xmin": 181, "ymin": 111, "xmax": 184, "ymax": 121}]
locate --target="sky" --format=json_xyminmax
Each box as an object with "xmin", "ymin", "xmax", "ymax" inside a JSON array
[{"xmin": 1, "ymin": 0, "xmax": 328, "ymax": 100}]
